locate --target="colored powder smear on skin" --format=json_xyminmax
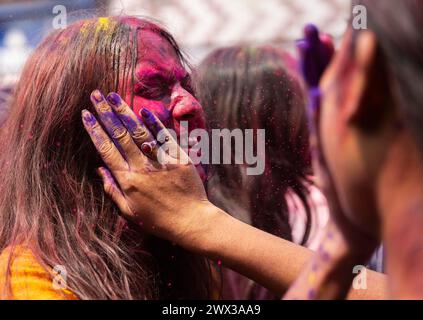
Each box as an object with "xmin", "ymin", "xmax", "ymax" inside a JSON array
[
  {"xmin": 307, "ymin": 273, "xmax": 316, "ymax": 285},
  {"xmin": 307, "ymin": 289, "xmax": 316, "ymax": 299}
]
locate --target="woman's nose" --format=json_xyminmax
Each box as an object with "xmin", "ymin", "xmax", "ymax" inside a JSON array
[{"xmin": 171, "ymin": 84, "xmax": 206, "ymax": 132}]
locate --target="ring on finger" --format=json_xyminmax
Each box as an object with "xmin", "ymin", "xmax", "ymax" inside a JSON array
[{"xmin": 141, "ymin": 140, "xmax": 158, "ymax": 155}]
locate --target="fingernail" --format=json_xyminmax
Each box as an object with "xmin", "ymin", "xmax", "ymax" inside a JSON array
[
  {"xmin": 140, "ymin": 108, "xmax": 152, "ymax": 118},
  {"xmin": 91, "ymin": 90, "xmax": 104, "ymax": 103},
  {"xmin": 81, "ymin": 110, "xmax": 97, "ymax": 126},
  {"xmin": 107, "ymin": 92, "xmax": 121, "ymax": 106}
]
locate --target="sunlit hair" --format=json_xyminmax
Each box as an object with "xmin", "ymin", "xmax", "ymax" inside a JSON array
[
  {"xmin": 0, "ymin": 16, "xmax": 212, "ymax": 299},
  {"xmin": 195, "ymin": 45, "xmax": 312, "ymax": 245}
]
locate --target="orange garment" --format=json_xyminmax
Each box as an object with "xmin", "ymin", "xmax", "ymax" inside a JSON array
[{"xmin": 0, "ymin": 246, "xmax": 78, "ymax": 300}]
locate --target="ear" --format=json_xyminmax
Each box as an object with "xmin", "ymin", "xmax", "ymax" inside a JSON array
[{"xmin": 343, "ymin": 30, "xmax": 391, "ymax": 132}]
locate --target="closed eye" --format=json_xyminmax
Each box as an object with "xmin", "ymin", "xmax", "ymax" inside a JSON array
[
  {"xmin": 135, "ymin": 83, "xmax": 171, "ymax": 101},
  {"xmin": 181, "ymin": 75, "xmax": 195, "ymax": 95}
]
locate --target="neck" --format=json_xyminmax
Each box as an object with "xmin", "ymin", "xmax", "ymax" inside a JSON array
[{"xmin": 377, "ymin": 131, "xmax": 423, "ymax": 298}]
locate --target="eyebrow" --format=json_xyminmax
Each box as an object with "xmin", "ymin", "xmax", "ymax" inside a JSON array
[{"xmin": 135, "ymin": 66, "xmax": 188, "ymax": 85}]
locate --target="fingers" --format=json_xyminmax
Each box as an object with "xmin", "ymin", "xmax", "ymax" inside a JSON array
[
  {"xmin": 105, "ymin": 92, "xmax": 162, "ymax": 161},
  {"xmin": 139, "ymin": 108, "xmax": 170, "ymax": 142},
  {"xmin": 82, "ymin": 110, "xmax": 127, "ymax": 171},
  {"xmin": 90, "ymin": 90, "xmax": 143, "ymax": 166},
  {"xmin": 105, "ymin": 92, "xmax": 155, "ymax": 147},
  {"xmin": 299, "ymin": 24, "xmax": 334, "ymax": 88},
  {"xmin": 299, "ymin": 25, "xmax": 321, "ymax": 87},
  {"xmin": 97, "ymin": 167, "xmax": 131, "ymax": 214},
  {"xmin": 304, "ymin": 24, "xmax": 320, "ymax": 45},
  {"xmin": 140, "ymin": 108, "xmax": 191, "ymax": 165},
  {"xmin": 296, "ymin": 39, "xmax": 308, "ymax": 57}
]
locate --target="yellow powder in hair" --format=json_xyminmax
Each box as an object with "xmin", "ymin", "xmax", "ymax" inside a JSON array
[{"xmin": 96, "ymin": 17, "xmax": 110, "ymax": 33}]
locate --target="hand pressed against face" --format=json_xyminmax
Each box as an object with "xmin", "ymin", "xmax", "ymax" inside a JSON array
[{"xmin": 122, "ymin": 28, "xmax": 206, "ymax": 179}]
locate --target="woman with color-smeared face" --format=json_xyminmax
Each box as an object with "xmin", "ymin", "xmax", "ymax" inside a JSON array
[
  {"xmin": 122, "ymin": 17, "xmax": 207, "ymax": 180},
  {"xmin": 81, "ymin": 18, "xmax": 389, "ymax": 303},
  {"xmin": 0, "ymin": 16, "xmax": 211, "ymax": 300}
]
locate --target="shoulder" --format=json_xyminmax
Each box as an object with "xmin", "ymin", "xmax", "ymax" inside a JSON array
[{"xmin": 0, "ymin": 245, "xmax": 78, "ymax": 300}]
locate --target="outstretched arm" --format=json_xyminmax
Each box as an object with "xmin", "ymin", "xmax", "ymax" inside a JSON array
[
  {"xmin": 192, "ymin": 204, "xmax": 387, "ymax": 299},
  {"xmin": 81, "ymin": 91, "xmax": 387, "ymax": 299}
]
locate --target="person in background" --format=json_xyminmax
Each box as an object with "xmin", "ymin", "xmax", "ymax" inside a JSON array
[{"xmin": 194, "ymin": 45, "xmax": 329, "ymax": 299}]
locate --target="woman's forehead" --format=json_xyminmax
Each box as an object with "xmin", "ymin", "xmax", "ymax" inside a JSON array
[
  {"xmin": 70, "ymin": 17, "xmax": 187, "ymax": 80},
  {"xmin": 134, "ymin": 30, "xmax": 186, "ymax": 77},
  {"xmin": 117, "ymin": 17, "xmax": 177, "ymax": 56},
  {"xmin": 136, "ymin": 30, "xmax": 178, "ymax": 60},
  {"xmin": 76, "ymin": 17, "xmax": 182, "ymax": 68}
]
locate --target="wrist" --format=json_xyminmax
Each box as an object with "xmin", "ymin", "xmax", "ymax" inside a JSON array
[{"xmin": 172, "ymin": 200, "xmax": 227, "ymax": 255}]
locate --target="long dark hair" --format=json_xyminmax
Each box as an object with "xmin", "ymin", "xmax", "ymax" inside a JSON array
[
  {"xmin": 195, "ymin": 45, "xmax": 312, "ymax": 244},
  {"xmin": 0, "ymin": 16, "xmax": 212, "ymax": 300}
]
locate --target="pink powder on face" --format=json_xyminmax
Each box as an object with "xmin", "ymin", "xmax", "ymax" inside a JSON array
[
  {"xmin": 122, "ymin": 30, "xmax": 206, "ymax": 133},
  {"xmin": 121, "ymin": 28, "xmax": 207, "ymax": 179}
]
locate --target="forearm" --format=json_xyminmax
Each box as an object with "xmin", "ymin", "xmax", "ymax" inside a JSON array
[
  {"xmin": 185, "ymin": 205, "xmax": 309, "ymax": 295},
  {"xmin": 180, "ymin": 204, "xmax": 388, "ymax": 299}
]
